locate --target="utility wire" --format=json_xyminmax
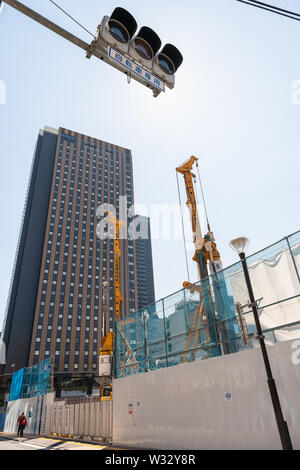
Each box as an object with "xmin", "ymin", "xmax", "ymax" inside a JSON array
[
  {"xmin": 235, "ymin": 0, "xmax": 300, "ymax": 21},
  {"xmin": 245, "ymin": 0, "xmax": 300, "ymax": 18},
  {"xmin": 49, "ymin": 0, "xmax": 95, "ymax": 37}
]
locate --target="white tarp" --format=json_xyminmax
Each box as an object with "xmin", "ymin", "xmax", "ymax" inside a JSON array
[{"xmin": 230, "ymin": 247, "xmax": 300, "ymax": 342}]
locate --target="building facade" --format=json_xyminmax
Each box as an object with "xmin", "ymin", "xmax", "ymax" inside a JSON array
[
  {"xmin": 2, "ymin": 126, "xmax": 138, "ymax": 375},
  {"xmin": 135, "ymin": 216, "xmax": 155, "ymax": 310}
]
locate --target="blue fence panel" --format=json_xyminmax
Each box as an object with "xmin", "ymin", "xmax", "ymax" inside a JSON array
[{"xmin": 0, "ymin": 413, "xmax": 6, "ymax": 431}]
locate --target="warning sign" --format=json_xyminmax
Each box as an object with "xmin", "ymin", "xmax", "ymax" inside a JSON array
[{"xmin": 128, "ymin": 403, "xmax": 134, "ymax": 415}]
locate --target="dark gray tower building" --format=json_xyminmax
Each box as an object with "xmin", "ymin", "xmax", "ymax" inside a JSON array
[
  {"xmin": 1, "ymin": 126, "xmax": 138, "ymax": 375},
  {"xmin": 135, "ymin": 216, "xmax": 155, "ymax": 310}
]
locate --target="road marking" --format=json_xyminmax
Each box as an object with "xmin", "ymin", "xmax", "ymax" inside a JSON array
[
  {"xmin": 18, "ymin": 441, "xmax": 46, "ymax": 449},
  {"xmin": 39, "ymin": 437, "xmax": 63, "ymax": 443},
  {"xmin": 64, "ymin": 441, "xmax": 106, "ymax": 449}
]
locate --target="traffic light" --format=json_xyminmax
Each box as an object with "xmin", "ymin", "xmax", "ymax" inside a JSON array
[
  {"xmin": 89, "ymin": 7, "xmax": 183, "ymax": 97},
  {"xmin": 98, "ymin": 7, "xmax": 138, "ymax": 54}
]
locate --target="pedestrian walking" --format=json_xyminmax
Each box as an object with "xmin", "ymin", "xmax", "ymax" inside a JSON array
[{"xmin": 17, "ymin": 412, "xmax": 26, "ymax": 437}]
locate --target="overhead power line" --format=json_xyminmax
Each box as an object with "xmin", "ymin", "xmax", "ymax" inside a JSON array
[{"xmin": 235, "ymin": 0, "xmax": 300, "ymax": 21}]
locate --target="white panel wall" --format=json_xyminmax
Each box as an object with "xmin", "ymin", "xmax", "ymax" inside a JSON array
[
  {"xmin": 112, "ymin": 339, "xmax": 300, "ymax": 450},
  {"xmin": 50, "ymin": 400, "xmax": 112, "ymax": 441},
  {"xmin": 4, "ymin": 393, "xmax": 54, "ymax": 436}
]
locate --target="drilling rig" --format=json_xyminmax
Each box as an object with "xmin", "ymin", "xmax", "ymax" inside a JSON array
[
  {"xmin": 176, "ymin": 156, "xmax": 239, "ymax": 359},
  {"xmin": 98, "ymin": 210, "xmax": 140, "ymax": 398},
  {"xmin": 99, "ymin": 211, "xmax": 125, "ymax": 399}
]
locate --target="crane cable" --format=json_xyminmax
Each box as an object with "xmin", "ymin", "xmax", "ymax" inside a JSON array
[
  {"xmin": 176, "ymin": 171, "xmax": 191, "ymax": 283},
  {"xmin": 49, "ymin": 0, "xmax": 95, "ymax": 37},
  {"xmin": 196, "ymin": 161, "xmax": 210, "ymax": 233}
]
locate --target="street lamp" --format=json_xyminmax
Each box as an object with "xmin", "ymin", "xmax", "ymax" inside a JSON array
[
  {"xmin": 142, "ymin": 310, "xmax": 150, "ymax": 372},
  {"xmin": 230, "ymin": 237, "xmax": 293, "ymax": 450}
]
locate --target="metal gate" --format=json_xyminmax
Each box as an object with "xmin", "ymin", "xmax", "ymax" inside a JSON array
[{"xmin": 50, "ymin": 397, "xmax": 112, "ymax": 443}]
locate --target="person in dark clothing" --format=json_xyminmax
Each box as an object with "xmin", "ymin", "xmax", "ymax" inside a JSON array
[{"xmin": 17, "ymin": 413, "xmax": 26, "ymax": 437}]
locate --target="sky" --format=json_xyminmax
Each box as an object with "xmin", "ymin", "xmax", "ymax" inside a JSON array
[{"xmin": 0, "ymin": 0, "xmax": 300, "ymax": 329}]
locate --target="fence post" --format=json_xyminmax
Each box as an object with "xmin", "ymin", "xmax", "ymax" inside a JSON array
[
  {"xmin": 162, "ymin": 299, "xmax": 169, "ymax": 368},
  {"xmin": 286, "ymin": 236, "xmax": 300, "ymax": 285},
  {"xmin": 33, "ymin": 395, "xmax": 40, "ymax": 436}
]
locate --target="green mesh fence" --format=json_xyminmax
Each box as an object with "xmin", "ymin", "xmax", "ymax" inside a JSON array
[
  {"xmin": 114, "ymin": 231, "xmax": 300, "ymax": 378},
  {"xmin": 9, "ymin": 358, "xmax": 53, "ymax": 401}
]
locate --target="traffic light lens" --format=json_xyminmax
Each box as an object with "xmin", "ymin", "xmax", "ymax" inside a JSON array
[
  {"xmin": 108, "ymin": 19, "xmax": 129, "ymax": 43},
  {"xmin": 158, "ymin": 54, "xmax": 175, "ymax": 75},
  {"xmin": 135, "ymin": 38, "xmax": 153, "ymax": 60}
]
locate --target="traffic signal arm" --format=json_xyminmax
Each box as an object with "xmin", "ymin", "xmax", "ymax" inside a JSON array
[
  {"xmin": 3, "ymin": 2, "xmax": 183, "ymax": 97},
  {"xmin": 2, "ymin": 0, "xmax": 90, "ymax": 52}
]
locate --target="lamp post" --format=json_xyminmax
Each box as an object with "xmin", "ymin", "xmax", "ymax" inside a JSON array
[
  {"xmin": 230, "ymin": 237, "xmax": 293, "ymax": 451},
  {"xmin": 142, "ymin": 310, "xmax": 149, "ymax": 372}
]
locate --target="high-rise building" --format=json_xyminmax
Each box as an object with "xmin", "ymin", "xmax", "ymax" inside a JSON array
[
  {"xmin": 1, "ymin": 126, "xmax": 138, "ymax": 375},
  {"xmin": 135, "ymin": 216, "xmax": 155, "ymax": 310}
]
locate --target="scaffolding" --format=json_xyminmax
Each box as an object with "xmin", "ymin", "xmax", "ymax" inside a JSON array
[{"xmin": 9, "ymin": 358, "xmax": 53, "ymax": 401}]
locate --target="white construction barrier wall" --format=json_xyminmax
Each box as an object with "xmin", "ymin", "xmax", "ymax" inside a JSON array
[
  {"xmin": 4, "ymin": 393, "xmax": 54, "ymax": 436},
  {"xmin": 50, "ymin": 398, "xmax": 112, "ymax": 442},
  {"xmin": 112, "ymin": 339, "xmax": 300, "ymax": 450}
]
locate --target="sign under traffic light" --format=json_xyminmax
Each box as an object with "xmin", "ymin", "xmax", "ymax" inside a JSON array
[{"xmin": 86, "ymin": 7, "xmax": 183, "ymax": 97}]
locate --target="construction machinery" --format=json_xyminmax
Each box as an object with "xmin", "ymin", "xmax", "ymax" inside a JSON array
[
  {"xmin": 99, "ymin": 211, "xmax": 140, "ymax": 398},
  {"xmin": 99, "ymin": 211, "xmax": 125, "ymax": 399},
  {"xmin": 176, "ymin": 156, "xmax": 239, "ymax": 360}
]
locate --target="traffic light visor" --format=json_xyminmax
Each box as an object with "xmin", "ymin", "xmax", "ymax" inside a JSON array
[
  {"xmin": 134, "ymin": 27, "xmax": 162, "ymax": 60},
  {"xmin": 108, "ymin": 7, "xmax": 138, "ymax": 43},
  {"xmin": 158, "ymin": 44, "xmax": 183, "ymax": 73}
]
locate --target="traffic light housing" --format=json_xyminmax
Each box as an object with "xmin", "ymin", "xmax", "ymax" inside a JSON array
[
  {"xmin": 130, "ymin": 26, "xmax": 162, "ymax": 69},
  {"xmin": 98, "ymin": 7, "xmax": 137, "ymax": 54},
  {"xmin": 153, "ymin": 43, "xmax": 183, "ymax": 88},
  {"xmin": 91, "ymin": 7, "xmax": 183, "ymax": 96}
]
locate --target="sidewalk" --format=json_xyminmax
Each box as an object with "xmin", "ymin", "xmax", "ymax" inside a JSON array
[{"xmin": 0, "ymin": 432, "xmax": 139, "ymax": 450}]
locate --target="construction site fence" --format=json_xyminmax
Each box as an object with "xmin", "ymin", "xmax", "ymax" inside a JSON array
[
  {"xmin": 114, "ymin": 230, "xmax": 300, "ymax": 378},
  {"xmin": 50, "ymin": 397, "xmax": 112, "ymax": 443}
]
